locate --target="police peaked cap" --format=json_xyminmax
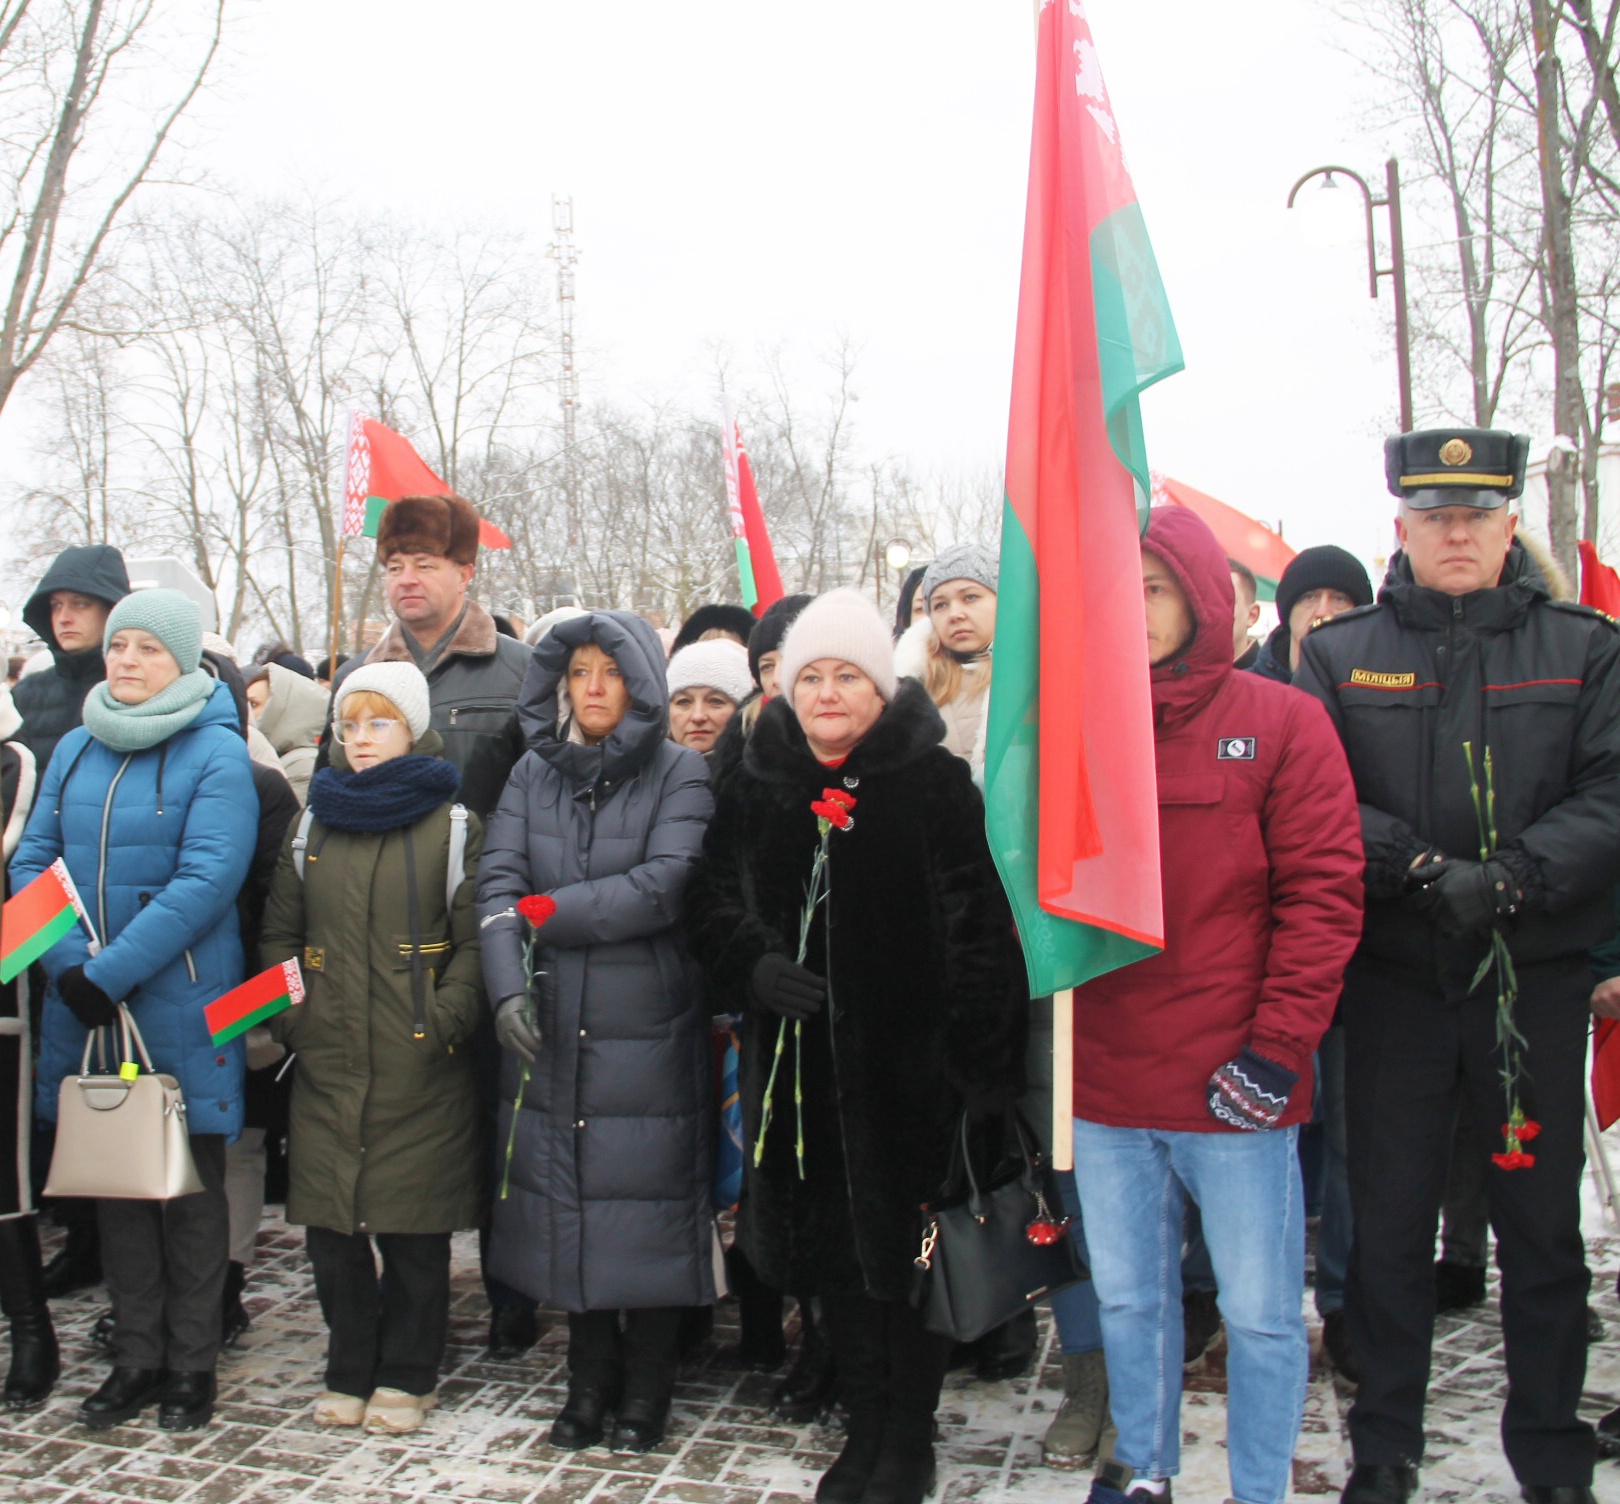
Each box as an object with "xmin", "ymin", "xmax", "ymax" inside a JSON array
[{"xmin": 1384, "ymin": 428, "xmax": 1530, "ymax": 510}]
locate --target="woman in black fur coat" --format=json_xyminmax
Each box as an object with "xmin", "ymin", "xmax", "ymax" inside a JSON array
[{"xmin": 686, "ymin": 589, "xmax": 1027, "ymax": 1504}]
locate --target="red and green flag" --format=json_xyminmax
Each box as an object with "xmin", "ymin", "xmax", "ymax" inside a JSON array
[
  {"xmin": 205, "ymin": 960, "xmax": 305, "ymax": 1047},
  {"xmin": 984, "ymin": 0, "xmax": 1183, "ymax": 997},
  {"xmin": 340, "ymin": 413, "xmax": 512, "ymax": 550},
  {"xmin": 721, "ymin": 399, "xmax": 785, "ymax": 616},
  {"xmin": 1, "ymin": 860, "xmax": 95, "ymax": 982}
]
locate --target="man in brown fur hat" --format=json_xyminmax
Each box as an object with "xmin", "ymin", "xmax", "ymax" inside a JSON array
[{"xmin": 324, "ymin": 492, "xmax": 537, "ymax": 1357}]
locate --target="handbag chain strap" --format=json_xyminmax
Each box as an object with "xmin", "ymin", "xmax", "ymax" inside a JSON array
[{"xmin": 913, "ymin": 1217, "xmax": 939, "ymax": 1271}]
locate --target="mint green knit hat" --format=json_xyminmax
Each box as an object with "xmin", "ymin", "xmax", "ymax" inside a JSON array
[{"xmin": 103, "ymin": 588, "xmax": 203, "ymax": 673}]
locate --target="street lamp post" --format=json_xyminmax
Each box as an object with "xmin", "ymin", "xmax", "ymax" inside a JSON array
[{"xmin": 1287, "ymin": 157, "xmax": 1413, "ymax": 433}]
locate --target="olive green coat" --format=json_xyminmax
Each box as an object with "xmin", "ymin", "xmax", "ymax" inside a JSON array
[{"xmin": 261, "ymin": 765, "xmax": 484, "ymax": 1237}]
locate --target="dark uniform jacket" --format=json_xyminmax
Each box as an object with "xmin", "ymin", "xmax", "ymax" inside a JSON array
[{"xmin": 1295, "ymin": 542, "xmax": 1620, "ymax": 995}]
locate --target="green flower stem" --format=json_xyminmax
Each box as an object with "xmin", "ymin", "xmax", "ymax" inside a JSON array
[{"xmin": 500, "ymin": 1065, "xmax": 529, "ymax": 1200}]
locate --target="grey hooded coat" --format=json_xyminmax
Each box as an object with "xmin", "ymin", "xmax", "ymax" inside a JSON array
[{"xmin": 477, "ymin": 611, "xmax": 718, "ymax": 1312}]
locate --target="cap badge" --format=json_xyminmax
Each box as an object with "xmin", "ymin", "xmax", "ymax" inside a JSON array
[{"xmin": 1439, "ymin": 437, "xmax": 1473, "ymax": 466}]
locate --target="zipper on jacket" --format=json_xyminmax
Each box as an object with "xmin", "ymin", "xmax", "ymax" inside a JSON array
[
  {"xmin": 183, "ymin": 949, "xmax": 198, "ymax": 983},
  {"xmin": 96, "ymin": 755, "xmax": 134, "ymax": 942},
  {"xmin": 448, "ymin": 702, "xmax": 510, "ymax": 726}
]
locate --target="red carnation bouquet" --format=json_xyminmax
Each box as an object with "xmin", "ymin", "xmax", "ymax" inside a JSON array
[
  {"xmin": 756, "ymin": 788, "xmax": 856, "ymax": 1178},
  {"xmin": 500, "ymin": 894, "xmax": 556, "ymax": 1198}
]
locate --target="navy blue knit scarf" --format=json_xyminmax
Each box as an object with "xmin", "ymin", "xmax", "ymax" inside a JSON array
[{"xmin": 308, "ymin": 755, "xmax": 461, "ymax": 833}]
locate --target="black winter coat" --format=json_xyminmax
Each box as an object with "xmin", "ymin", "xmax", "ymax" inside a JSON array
[
  {"xmin": 477, "ymin": 611, "xmax": 718, "ymax": 1312},
  {"xmin": 685, "ymin": 681, "xmax": 1028, "ymax": 1301},
  {"xmin": 1295, "ymin": 541, "xmax": 1620, "ymax": 996},
  {"xmin": 13, "ymin": 545, "xmax": 131, "ymax": 774}
]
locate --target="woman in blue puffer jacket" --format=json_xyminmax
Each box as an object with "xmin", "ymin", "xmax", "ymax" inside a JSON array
[{"xmin": 10, "ymin": 589, "xmax": 256, "ymax": 1434}]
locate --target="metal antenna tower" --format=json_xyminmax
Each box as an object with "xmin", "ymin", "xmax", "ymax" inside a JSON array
[{"xmin": 548, "ymin": 196, "xmax": 582, "ymax": 567}]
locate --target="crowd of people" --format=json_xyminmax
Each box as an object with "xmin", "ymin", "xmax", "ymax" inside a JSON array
[{"xmin": 0, "ymin": 429, "xmax": 1616, "ymax": 1504}]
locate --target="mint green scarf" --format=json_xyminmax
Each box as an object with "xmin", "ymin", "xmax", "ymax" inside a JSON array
[{"xmin": 81, "ymin": 671, "xmax": 216, "ymax": 753}]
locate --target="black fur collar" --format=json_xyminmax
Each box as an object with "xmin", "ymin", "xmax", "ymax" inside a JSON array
[{"xmin": 744, "ymin": 678, "xmax": 946, "ymax": 784}]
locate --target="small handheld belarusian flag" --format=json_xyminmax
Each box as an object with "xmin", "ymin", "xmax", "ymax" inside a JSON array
[
  {"xmin": 1, "ymin": 860, "xmax": 97, "ymax": 983},
  {"xmin": 339, "ymin": 412, "xmax": 512, "ymax": 550},
  {"xmin": 720, "ymin": 398, "xmax": 784, "ymax": 617},
  {"xmin": 205, "ymin": 960, "xmax": 305, "ymax": 1047}
]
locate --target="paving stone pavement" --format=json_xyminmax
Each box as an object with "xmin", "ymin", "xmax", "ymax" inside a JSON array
[{"xmin": 4, "ymin": 1207, "xmax": 1620, "ymax": 1504}]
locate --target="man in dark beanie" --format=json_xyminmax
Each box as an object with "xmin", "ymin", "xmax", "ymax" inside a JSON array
[
  {"xmin": 748, "ymin": 594, "xmax": 813, "ymax": 699},
  {"xmin": 323, "ymin": 491, "xmax": 534, "ymax": 1358},
  {"xmin": 671, "ymin": 603, "xmax": 757, "ymax": 653},
  {"xmin": 1251, "ymin": 545, "xmax": 1374, "ymax": 683}
]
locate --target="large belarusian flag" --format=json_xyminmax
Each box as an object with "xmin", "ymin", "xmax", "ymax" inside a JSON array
[
  {"xmin": 984, "ymin": 0, "xmax": 1183, "ymax": 996},
  {"xmin": 720, "ymin": 399, "xmax": 785, "ymax": 616},
  {"xmin": 1, "ymin": 860, "xmax": 96, "ymax": 982},
  {"xmin": 340, "ymin": 413, "xmax": 512, "ymax": 550}
]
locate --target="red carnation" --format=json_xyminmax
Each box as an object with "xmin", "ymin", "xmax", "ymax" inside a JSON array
[
  {"xmin": 1491, "ymin": 1150, "xmax": 1536, "ymax": 1171},
  {"xmin": 821, "ymin": 788, "xmax": 858, "ymax": 812},
  {"xmin": 1515, "ymin": 1119, "xmax": 1541, "ymax": 1141},
  {"xmin": 810, "ymin": 799, "xmax": 853, "ymax": 829},
  {"xmin": 516, "ymin": 894, "xmax": 557, "ymax": 928}
]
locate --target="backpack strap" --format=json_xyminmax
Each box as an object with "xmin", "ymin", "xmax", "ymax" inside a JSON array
[
  {"xmin": 291, "ymin": 806, "xmax": 315, "ymax": 883},
  {"xmin": 446, "ymin": 803, "xmax": 469, "ymax": 914}
]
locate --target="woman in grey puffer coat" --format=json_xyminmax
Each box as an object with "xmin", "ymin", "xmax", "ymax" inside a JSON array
[{"xmin": 477, "ymin": 611, "xmax": 716, "ymax": 1455}]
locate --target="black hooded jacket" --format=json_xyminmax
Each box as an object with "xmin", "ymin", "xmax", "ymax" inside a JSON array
[
  {"xmin": 13, "ymin": 545, "xmax": 130, "ymax": 774},
  {"xmin": 1295, "ymin": 539, "xmax": 1620, "ymax": 993}
]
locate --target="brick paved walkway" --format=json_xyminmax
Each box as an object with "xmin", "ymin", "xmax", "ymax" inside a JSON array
[{"xmin": 2, "ymin": 1207, "xmax": 1619, "ymax": 1504}]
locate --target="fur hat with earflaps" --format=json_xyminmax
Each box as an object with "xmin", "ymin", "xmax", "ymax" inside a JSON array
[{"xmin": 376, "ymin": 493, "xmax": 481, "ymax": 566}]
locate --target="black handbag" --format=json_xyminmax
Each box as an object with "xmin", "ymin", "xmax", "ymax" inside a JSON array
[{"xmin": 911, "ymin": 1110, "xmax": 1087, "ymax": 1343}]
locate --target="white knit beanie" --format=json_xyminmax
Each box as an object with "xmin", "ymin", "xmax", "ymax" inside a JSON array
[
  {"xmin": 777, "ymin": 588, "xmax": 899, "ymax": 702},
  {"xmin": 666, "ymin": 640, "xmax": 754, "ymax": 705},
  {"xmin": 338, "ymin": 662, "xmax": 432, "ymax": 742}
]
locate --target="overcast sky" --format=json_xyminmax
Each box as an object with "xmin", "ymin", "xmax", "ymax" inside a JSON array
[{"xmin": 44, "ymin": 0, "xmax": 1445, "ymax": 579}]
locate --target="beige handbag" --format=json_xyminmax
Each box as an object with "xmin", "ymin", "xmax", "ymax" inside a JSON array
[{"xmin": 43, "ymin": 1003, "xmax": 204, "ymax": 1200}]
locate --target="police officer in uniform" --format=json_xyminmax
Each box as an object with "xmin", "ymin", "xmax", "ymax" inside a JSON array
[{"xmin": 1295, "ymin": 429, "xmax": 1620, "ymax": 1504}]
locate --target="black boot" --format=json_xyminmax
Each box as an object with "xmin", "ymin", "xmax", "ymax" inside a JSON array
[
  {"xmin": 40, "ymin": 1218, "xmax": 101, "ymax": 1299},
  {"xmin": 487, "ymin": 1303, "xmax": 539, "ymax": 1358},
  {"xmin": 773, "ymin": 1306, "xmax": 838, "ymax": 1421},
  {"xmin": 727, "ymin": 1244, "xmax": 787, "ymax": 1371},
  {"xmin": 1519, "ymin": 1490, "xmax": 1597, "ymax": 1504},
  {"xmin": 220, "ymin": 1261, "xmax": 250, "ymax": 1349},
  {"xmin": 159, "ymin": 1370, "xmax": 215, "ymax": 1431},
  {"xmin": 612, "ymin": 1307, "xmax": 679, "ymax": 1453},
  {"xmin": 0, "ymin": 1217, "xmax": 59, "ymax": 1411},
  {"xmin": 551, "ymin": 1380, "xmax": 617, "ymax": 1449},
  {"xmin": 974, "ymin": 1308, "xmax": 1037, "ymax": 1382},
  {"xmin": 79, "ymin": 1365, "xmax": 169, "ymax": 1429},
  {"xmin": 1340, "ymin": 1464, "xmax": 1419, "ymax": 1504},
  {"xmin": 864, "ymin": 1298, "xmax": 950, "ymax": 1504},
  {"xmin": 555, "ymin": 1309, "xmax": 623, "ymax": 1450},
  {"xmin": 818, "ymin": 1291, "xmax": 890, "ymax": 1504}
]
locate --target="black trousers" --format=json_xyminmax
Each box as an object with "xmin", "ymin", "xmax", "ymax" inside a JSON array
[
  {"xmin": 821, "ymin": 1288, "xmax": 952, "ymax": 1445},
  {"xmin": 306, "ymin": 1226, "xmax": 450, "ymax": 1398},
  {"xmin": 1343, "ymin": 959, "xmax": 1594, "ymax": 1486},
  {"xmin": 97, "ymin": 1134, "xmax": 227, "ymax": 1373},
  {"xmin": 567, "ymin": 1306, "xmax": 683, "ymax": 1399}
]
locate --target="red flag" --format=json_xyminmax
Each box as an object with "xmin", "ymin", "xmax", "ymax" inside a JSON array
[
  {"xmin": 340, "ymin": 413, "xmax": 510, "ymax": 550},
  {"xmin": 721, "ymin": 400, "xmax": 784, "ymax": 616},
  {"xmin": 1153, "ymin": 472, "xmax": 1295, "ymax": 601},
  {"xmin": 1580, "ymin": 539, "xmax": 1620, "ymax": 1128}
]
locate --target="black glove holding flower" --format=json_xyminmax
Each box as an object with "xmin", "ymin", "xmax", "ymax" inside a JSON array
[{"xmin": 750, "ymin": 953, "xmax": 826, "ymax": 1021}]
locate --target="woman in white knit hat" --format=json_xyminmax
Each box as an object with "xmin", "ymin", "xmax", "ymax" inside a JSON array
[
  {"xmin": 686, "ymin": 588, "xmax": 1028, "ymax": 1504},
  {"xmin": 259, "ymin": 660, "xmax": 485, "ymax": 1437},
  {"xmin": 665, "ymin": 639, "xmax": 754, "ymax": 762}
]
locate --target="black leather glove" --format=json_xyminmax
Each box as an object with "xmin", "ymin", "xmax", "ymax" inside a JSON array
[
  {"xmin": 58, "ymin": 965, "xmax": 117, "ymax": 1030},
  {"xmin": 1425, "ymin": 858, "xmax": 1522, "ymax": 938},
  {"xmin": 749, "ymin": 953, "xmax": 826, "ymax": 1021},
  {"xmin": 495, "ymin": 995, "xmax": 540, "ymax": 1065}
]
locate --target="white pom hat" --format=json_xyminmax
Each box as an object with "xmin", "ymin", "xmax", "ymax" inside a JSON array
[
  {"xmin": 338, "ymin": 662, "xmax": 432, "ymax": 742},
  {"xmin": 665, "ymin": 640, "xmax": 754, "ymax": 705},
  {"xmin": 777, "ymin": 588, "xmax": 899, "ymax": 702}
]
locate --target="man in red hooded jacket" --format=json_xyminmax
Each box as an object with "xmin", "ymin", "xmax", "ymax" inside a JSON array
[{"xmin": 1074, "ymin": 507, "xmax": 1364, "ymax": 1504}]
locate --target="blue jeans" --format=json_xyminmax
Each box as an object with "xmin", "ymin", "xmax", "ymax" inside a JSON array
[
  {"xmin": 1073, "ymin": 1119, "xmax": 1308, "ymax": 1504},
  {"xmin": 1047, "ymin": 1170, "xmax": 1103, "ymax": 1354}
]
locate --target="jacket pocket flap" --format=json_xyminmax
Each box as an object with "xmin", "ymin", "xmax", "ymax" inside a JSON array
[
  {"xmin": 1157, "ymin": 773, "xmax": 1224, "ymax": 807},
  {"xmin": 1481, "ymin": 677, "xmax": 1583, "ymax": 705}
]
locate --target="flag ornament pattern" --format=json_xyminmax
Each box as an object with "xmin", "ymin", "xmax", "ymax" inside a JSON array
[
  {"xmin": 983, "ymin": 0, "xmax": 1183, "ymax": 998},
  {"xmin": 339, "ymin": 413, "xmax": 512, "ymax": 551},
  {"xmin": 720, "ymin": 399, "xmax": 785, "ymax": 617},
  {"xmin": 205, "ymin": 960, "xmax": 305, "ymax": 1047},
  {"xmin": 1, "ymin": 860, "xmax": 95, "ymax": 982}
]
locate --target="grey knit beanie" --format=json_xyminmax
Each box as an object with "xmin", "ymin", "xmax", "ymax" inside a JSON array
[
  {"xmin": 921, "ymin": 542, "xmax": 999, "ymax": 606},
  {"xmin": 103, "ymin": 588, "xmax": 203, "ymax": 673}
]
